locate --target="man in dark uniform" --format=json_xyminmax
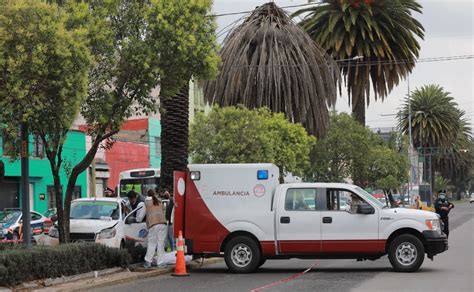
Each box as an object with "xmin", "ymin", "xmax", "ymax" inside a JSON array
[{"xmin": 434, "ymin": 191, "xmax": 454, "ymax": 237}]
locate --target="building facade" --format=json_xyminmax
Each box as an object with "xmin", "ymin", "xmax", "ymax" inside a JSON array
[{"xmin": 0, "ymin": 130, "xmax": 87, "ymax": 214}]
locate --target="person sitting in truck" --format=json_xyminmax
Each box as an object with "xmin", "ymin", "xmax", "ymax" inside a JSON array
[{"xmin": 347, "ymin": 193, "xmax": 362, "ymax": 213}]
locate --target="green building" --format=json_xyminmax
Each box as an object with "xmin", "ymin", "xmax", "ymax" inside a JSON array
[{"xmin": 0, "ymin": 130, "xmax": 87, "ymax": 214}]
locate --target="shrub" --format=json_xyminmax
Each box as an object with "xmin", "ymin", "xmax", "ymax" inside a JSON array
[
  {"xmin": 0, "ymin": 243, "xmax": 131, "ymax": 286},
  {"xmin": 122, "ymin": 241, "xmax": 147, "ymax": 264}
]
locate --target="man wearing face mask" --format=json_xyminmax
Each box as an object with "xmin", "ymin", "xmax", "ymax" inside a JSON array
[{"xmin": 434, "ymin": 191, "xmax": 454, "ymax": 237}]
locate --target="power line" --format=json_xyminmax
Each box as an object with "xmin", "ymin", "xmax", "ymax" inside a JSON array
[{"xmin": 209, "ymin": 2, "xmax": 320, "ymax": 18}]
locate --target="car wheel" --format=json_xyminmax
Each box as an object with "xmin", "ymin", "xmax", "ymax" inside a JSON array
[
  {"xmin": 224, "ymin": 236, "xmax": 261, "ymax": 273},
  {"xmin": 388, "ymin": 234, "xmax": 425, "ymax": 272},
  {"xmin": 257, "ymin": 257, "xmax": 267, "ymax": 268}
]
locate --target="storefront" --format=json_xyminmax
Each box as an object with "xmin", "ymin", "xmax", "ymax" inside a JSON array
[{"xmin": 0, "ymin": 130, "xmax": 87, "ymax": 214}]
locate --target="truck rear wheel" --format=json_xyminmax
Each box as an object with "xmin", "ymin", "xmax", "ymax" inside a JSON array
[
  {"xmin": 224, "ymin": 236, "xmax": 261, "ymax": 273},
  {"xmin": 388, "ymin": 234, "xmax": 425, "ymax": 272}
]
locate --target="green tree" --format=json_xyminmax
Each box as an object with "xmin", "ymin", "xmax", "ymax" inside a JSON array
[
  {"xmin": 0, "ymin": 0, "xmax": 91, "ymax": 243},
  {"xmin": 147, "ymin": 0, "xmax": 219, "ymax": 191},
  {"xmin": 189, "ymin": 107, "xmax": 316, "ymax": 180},
  {"xmin": 400, "ymin": 84, "xmax": 470, "ymax": 198},
  {"xmin": 295, "ymin": 0, "xmax": 424, "ymax": 125},
  {"xmin": 204, "ymin": 2, "xmax": 337, "ymax": 138},
  {"xmin": 366, "ymin": 145, "xmax": 408, "ymax": 206},
  {"xmin": 307, "ymin": 113, "xmax": 381, "ymax": 184}
]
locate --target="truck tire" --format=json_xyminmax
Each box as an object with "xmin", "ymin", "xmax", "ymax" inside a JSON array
[
  {"xmin": 224, "ymin": 236, "xmax": 261, "ymax": 273},
  {"xmin": 388, "ymin": 234, "xmax": 425, "ymax": 272},
  {"xmin": 258, "ymin": 257, "xmax": 267, "ymax": 268}
]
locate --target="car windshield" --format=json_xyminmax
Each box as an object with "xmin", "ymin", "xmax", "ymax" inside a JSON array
[
  {"xmin": 70, "ymin": 201, "xmax": 120, "ymax": 220},
  {"xmin": 2, "ymin": 211, "xmax": 21, "ymax": 225},
  {"xmin": 355, "ymin": 187, "xmax": 385, "ymax": 209}
]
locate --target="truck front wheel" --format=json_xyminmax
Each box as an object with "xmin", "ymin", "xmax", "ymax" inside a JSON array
[
  {"xmin": 224, "ymin": 236, "xmax": 261, "ymax": 273},
  {"xmin": 388, "ymin": 234, "xmax": 425, "ymax": 272}
]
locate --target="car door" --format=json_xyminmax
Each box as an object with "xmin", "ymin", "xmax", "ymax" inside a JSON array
[
  {"xmin": 276, "ymin": 187, "xmax": 321, "ymax": 254},
  {"xmin": 123, "ymin": 206, "xmax": 148, "ymax": 247},
  {"xmin": 321, "ymin": 188, "xmax": 382, "ymax": 254}
]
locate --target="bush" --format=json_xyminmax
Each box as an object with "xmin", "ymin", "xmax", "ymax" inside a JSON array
[
  {"xmin": 123, "ymin": 241, "xmax": 147, "ymax": 264},
  {"xmin": 0, "ymin": 243, "xmax": 131, "ymax": 286}
]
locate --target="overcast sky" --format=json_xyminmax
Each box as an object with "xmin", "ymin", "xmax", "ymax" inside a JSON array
[{"xmin": 212, "ymin": 0, "xmax": 474, "ymax": 130}]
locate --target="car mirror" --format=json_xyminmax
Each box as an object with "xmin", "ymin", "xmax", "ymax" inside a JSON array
[
  {"xmin": 51, "ymin": 214, "xmax": 58, "ymax": 222},
  {"xmin": 125, "ymin": 216, "xmax": 137, "ymax": 225},
  {"xmin": 357, "ymin": 202, "xmax": 375, "ymax": 214}
]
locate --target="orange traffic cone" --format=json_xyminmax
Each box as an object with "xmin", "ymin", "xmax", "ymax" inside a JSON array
[{"xmin": 172, "ymin": 230, "xmax": 189, "ymax": 277}]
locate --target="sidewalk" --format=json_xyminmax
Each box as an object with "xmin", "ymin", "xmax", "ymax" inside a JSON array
[{"xmin": 35, "ymin": 258, "xmax": 223, "ymax": 292}]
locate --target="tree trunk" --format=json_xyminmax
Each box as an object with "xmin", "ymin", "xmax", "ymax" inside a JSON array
[
  {"xmin": 161, "ymin": 84, "xmax": 190, "ymax": 191},
  {"xmin": 52, "ymin": 172, "xmax": 67, "ymax": 243},
  {"xmin": 352, "ymin": 96, "xmax": 366, "ymax": 126}
]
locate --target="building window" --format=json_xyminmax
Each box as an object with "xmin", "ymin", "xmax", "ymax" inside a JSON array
[
  {"xmin": 47, "ymin": 186, "xmax": 82, "ymax": 208},
  {"xmin": 32, "ymin": 135, "xmax": 44, "ymax": 158},
  {"xmin": 155, "ymin": 137, "xmax": 161, "ymax": 158}
]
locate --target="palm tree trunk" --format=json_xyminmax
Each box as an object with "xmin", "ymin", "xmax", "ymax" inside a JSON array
[
  {"xmin": 161, "ymin": 84, "xmax": 190, "ymax": 191},
  {"xmin": 352, "ymin": 96, "xmax": 366, "ymax": 125}
]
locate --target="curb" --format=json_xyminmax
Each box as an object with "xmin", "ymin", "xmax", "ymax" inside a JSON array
[{"xmin": 56, "ymin": 258, "xmax": 223, "ymax": 291}]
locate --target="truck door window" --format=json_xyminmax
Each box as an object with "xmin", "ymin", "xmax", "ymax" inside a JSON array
[
  {"xmin": 285, "ymin": 189, "xmax": 316, "ymax": 211},
  {"xmin": 326, "ymin": 189, "xmax": 365, "ymax": 213}
]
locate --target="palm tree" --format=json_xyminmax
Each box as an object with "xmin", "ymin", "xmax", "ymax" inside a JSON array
[
  {"xmin": 400, "ymin": 84, "xmax": 468, "ymax": 197},
  {"xmin": 204, "ymin": 2, "xmax": 337, "ymax": 138},
  {"xmin": 295, "ymin": 0, "xmax": 424, "ymax": 125}
]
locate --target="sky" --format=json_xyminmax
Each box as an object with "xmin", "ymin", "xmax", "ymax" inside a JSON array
[{"xmin": 212, "ymin": 0, "xmax": 474, "ymax": 131}]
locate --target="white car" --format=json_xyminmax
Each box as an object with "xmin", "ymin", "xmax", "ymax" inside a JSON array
[
  {"xmin": 1, "ymin": 211, "xmax": 52, "ymax": 241},
  {"xmin": 48, "ymin": 197, "xmax": 148, "ymax": 248}
]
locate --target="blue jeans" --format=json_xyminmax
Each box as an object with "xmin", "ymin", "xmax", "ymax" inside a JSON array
[{"xmin": 166, "ymin": 223, "xmax": 175, "ymax": 251}]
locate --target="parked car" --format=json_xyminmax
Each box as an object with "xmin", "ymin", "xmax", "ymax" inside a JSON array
[
  {"xmin": 470, "ymin": 194, "xmax": 474, "ymax": 204},
  {"xmin": 0, "ymin": 211, "xmax": 52, "ymax": 241},
  {"xmin": 47, "ymin": 197, "xmax": 148, "ymax": 248}
]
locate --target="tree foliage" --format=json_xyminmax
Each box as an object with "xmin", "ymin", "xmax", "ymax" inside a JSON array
[
  {"xmin": 189, "ymin": 106, "xmax": 316, "ymax": 179},
  {"xmin": 400, "ymin": 84, "xmax": 472, "ymax": 197},
  {"xmin": 295, "ymin": 0, "xmax": 425, "ymax": 125},
  {"xmin": 307, "ymin": 113, "xmax": 407, "ymax": 190},
  {"xmin": 147, "ymin": 0, "xmax": 219, "ymax": 190},
  {"xmin": 204, "ymin": 2, "xmax": 337, "ymax": 138}
]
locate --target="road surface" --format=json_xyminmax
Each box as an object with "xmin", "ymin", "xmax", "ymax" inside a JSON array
[{"xmin": 95, "ymin": 202, "xmax": 474, "ymax": 292}]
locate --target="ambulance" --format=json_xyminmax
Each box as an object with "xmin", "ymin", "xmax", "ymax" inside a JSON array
[{"xmin": 173, "ymin": 164, "xmax": 448, "ymax": 273}]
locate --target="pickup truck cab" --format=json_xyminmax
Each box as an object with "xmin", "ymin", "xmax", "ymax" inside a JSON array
[{"xmin": 174, "ymin": 164, "xmax": 448, "ymax": 273}]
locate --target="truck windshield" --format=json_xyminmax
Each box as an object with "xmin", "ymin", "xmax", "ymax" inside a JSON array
[
  {"xmin": 70, "ymin": 201, "xmax": 120, "ymax": 220},
  {"xmin": 355, "ymin": 187, "xmax": 385, "ymax": 209}
]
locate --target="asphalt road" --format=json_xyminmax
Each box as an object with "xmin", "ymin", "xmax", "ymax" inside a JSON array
[{"xmin": 95, "ymin": 202, "xmax": 474, "ymax": 292}]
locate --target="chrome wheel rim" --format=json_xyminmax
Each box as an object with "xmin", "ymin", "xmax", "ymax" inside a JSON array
[
  {"xmin": 231, "ymin": 243, "xmax": 252, "ymax": 268},
  {"xmin": 396, "ymin": 242, "xmax": 417, "ymax": 266}
]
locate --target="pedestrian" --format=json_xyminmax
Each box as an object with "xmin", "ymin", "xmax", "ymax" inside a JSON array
[
  {"xmin": 104, "ymin": 187, "xmax": 115, "ymax": 197},
  {"xmin": 415, "ymin": 196, "xmax": 422, "ymax": 210},
  {"xmin": 348, "ymin": 193, "xmax": 362, "ymax": 213},
  {"xmin": 164, "ymin": 189, "xmax": 175, "ymax": 251},
  {"xmin": 127, "ymin": 190, "xmax": 146, "ymax": 222},
  {"xmin": 143, "ymin": 189, "xmax": 167, "ymax": 269},
  {"xmin": 434, "ymin": 191, "xmax": 454, "ymax": 237}
]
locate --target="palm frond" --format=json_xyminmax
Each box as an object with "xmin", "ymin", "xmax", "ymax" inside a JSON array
[{"xmin": 204, "ymin": 2, "xmax": 338, "ymax": 137}]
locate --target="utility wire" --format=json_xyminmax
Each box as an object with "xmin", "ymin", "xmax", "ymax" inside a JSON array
[{"xmin": 209, "ymin": 2, "xmax": 321, "ymax": 18}]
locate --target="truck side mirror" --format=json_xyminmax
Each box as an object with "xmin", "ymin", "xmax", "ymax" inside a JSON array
[{"xmin": 357, "ymin": 202, "xmax": 375, "ymax": 214}]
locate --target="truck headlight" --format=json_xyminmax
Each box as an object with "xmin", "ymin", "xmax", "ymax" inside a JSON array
[
  {"xmin": 49, "ymin": 228, "xmax": 59, "ymax": 238},
  {"xmin": 98, "ymin": 227, "xmax": 116, "ymax": 240},
  {"xmin": 425, "ymin": 219, "xmax": 441, "ymax": 231}
]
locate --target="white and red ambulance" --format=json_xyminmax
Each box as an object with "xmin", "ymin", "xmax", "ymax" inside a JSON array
[{"xmin": 173, "ymin": 164, "xmax": 448, "ymax": 273}]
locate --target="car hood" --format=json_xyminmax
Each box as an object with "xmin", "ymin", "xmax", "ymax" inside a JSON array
[
  {"xmin": 69, "ymin": 219, "xmax": 118, "ymax": 233},
  {"xmin": 380, "ymin": 207, "xmax": 438, "ymax": 220}
]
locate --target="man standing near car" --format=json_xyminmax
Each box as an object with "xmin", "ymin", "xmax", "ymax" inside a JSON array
[
  {"xmin": 434, "ymin": 191, "xmax": 454, "ymax": 237},
  {"xmin": 127, "ymin": 190, "xmax": 146, "ymax": 222}
]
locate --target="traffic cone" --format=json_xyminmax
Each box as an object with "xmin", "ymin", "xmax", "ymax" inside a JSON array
[{"xmin": 172, "ymin": 230, "xmax": 189, "ymax": 277}]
